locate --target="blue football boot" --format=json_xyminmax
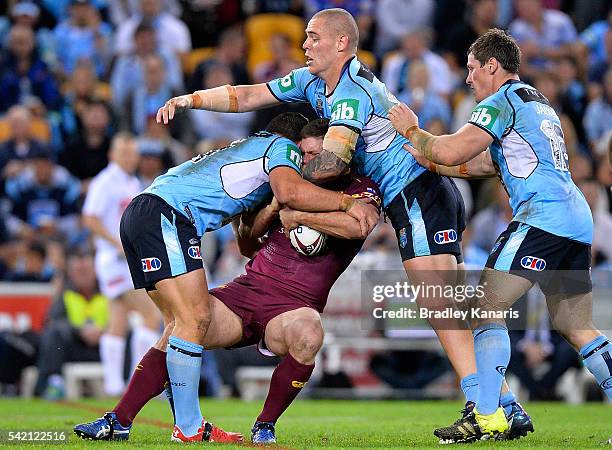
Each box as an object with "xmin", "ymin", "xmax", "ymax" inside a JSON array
[
  {"xmin": 251, "ymin": 421, "xmax": 276, "ymax": 444},
  {"xmin": 503, "ymin": 402, "xmax": 534, "ymax": 440},
  {"xmin": 73, "ymin": 412, "xmax": 131, "ymax": 441}
]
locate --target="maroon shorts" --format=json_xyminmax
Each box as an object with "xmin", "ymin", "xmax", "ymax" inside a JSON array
[{"xmin": 209, "ymin": 274, "xmax": 319, "ymax": 350}]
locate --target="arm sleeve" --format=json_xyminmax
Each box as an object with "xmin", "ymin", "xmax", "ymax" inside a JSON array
[
  {"xmin": 266, "ymin": 67, "xmax": 312, "ymax": 103},
  {"xmin": 467, "ymin": 90, "xmax": 512, "ymax": 142},
  {"xmin": 266, "ymin": 138, "xmax": 302, "ymax": 174},
  {"xmin": 344, "ymin": 177, "xmax": 382, "ymax": 213}
]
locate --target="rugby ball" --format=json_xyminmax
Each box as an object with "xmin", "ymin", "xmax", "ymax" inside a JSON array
[{"xmin": 289, "ymin": 225, "xmax": 327, "ymax": 256}]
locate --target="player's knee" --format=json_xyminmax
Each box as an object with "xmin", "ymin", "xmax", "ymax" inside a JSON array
[{"xmin": 290, "ymin": 322, "xmax": 324, "ymax": 362}]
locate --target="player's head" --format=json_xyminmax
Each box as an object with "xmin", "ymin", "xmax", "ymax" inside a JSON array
[
  {"xmin": 110, "ymin": 132, "xmax": 140, "ymax": 174},
  {"xmin": 304, "ymin": 8, "xmax": 358, "ymax": 76},
  {"xmin": 265, "ymin": 112, "xmax": 309, "ymax": 143},
  {"xmin": 300, "ymin": 118, "xmax": 329, "ymax": 165},
  {"xmin": 466, "ymin": 28, "xmax": 521, "ymax": 102}
]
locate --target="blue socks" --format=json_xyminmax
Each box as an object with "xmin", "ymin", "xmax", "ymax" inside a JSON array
[
  {"xmin": 460, "ymin": 373, "xmax": 479, "ymax": 404},
  {"xmin": 474, "ymin": 323, "xmax": 511, "ymax": 415},
  {"xmin": 499, "ymin": 390, "xmax": 516, "ymax": 416},
  {"xmin": 167, "ymin": 336, "xmax": 203, "ymax": 436},
  {"xmin": 580, "ymin": 335, "xmax": 612, "ymax": 400}
]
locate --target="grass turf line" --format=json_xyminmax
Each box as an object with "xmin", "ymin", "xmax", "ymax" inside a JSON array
[{"xmin": 0, "ymin": 398, "xmax": 609, "ymax": 448}]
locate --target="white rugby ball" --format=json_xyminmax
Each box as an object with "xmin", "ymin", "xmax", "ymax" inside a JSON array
[{"xmin": 289, "ymin": 225, "xmax": 327, "ymax": 256}]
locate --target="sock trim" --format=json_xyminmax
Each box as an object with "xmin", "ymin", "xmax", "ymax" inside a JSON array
[
  {"xmin": 580, "ymin": 337, "xmax": 609, "ymax": 359},
  {"xmin": 169, "ymin": 344, "xmax": 202, "ymax": 358}
]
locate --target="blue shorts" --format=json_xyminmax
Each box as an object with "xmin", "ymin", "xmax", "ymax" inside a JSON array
[
  {"xmin": 385, "ymin": 171, "xmax": 466, "ymax": 262},
  {"xmin": 485, "ymin": 221, "xmax": 592, "ymax": 295}
]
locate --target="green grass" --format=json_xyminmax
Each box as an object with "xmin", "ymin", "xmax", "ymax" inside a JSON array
[{"xmin": 0, "ymin": 398, "xmax": 609, "ymax": 448}]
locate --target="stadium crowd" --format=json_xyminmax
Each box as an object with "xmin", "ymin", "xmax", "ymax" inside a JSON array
[{"xmin": 0, "ymin": 0, "xmax": 610, "ymax": 401}]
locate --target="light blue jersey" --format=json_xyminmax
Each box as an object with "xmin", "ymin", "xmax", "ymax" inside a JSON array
[
  {"xmin": 267, "ymin": 57, "xmax": 424, "ymax": 207},
  {"xmin": 468, "ymin": 80, "xmax": 592, "ymax": 244},
  {"xmin": 144, "ymin": 132, "xmax": 302, "ymax": 236}
]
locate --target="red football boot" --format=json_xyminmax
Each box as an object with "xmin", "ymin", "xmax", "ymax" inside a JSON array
[{"xmin": 171, "ymin": 419, "xmax": 243, "ymax": 443}]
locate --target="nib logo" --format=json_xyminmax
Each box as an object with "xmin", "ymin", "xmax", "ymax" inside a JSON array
[
  {"xmin": 291, "ymin": 380, "xmax": 306, "ymax": 389},
  {"xmin": 496, "ymin": 365, "xmax": 507, "ymax": 376}
]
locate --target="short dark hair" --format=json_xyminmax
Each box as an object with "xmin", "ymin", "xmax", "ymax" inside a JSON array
[
  {"xmin": 301, "ymin": 118, "xmax": 329, "ymax": 139},
  {"xmin": 265, "ymin": 112, "xmax": 308, "ymax": 143},
  {"xmin": 468, "ymin": 28, "xmax": 521, "ymax": 74}
]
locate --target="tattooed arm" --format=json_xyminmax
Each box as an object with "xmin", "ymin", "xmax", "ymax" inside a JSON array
[{"xmin": 302, "ymin": 125, "xmax": 357, "ymax": 183}]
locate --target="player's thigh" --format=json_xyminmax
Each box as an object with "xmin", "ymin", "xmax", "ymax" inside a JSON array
[
  {"xmin": 264, "ymin": 307, "xmax": 324, "ymax": 357},
  {"xmin": 546, "ymin": 291, "xmax": 597, "ymax": 350},
  {"xmin": 201, "ymin": 295, "xmax": 243, "ymax": 349},
  {"xmin": 154, "ymin": 268, "xmax": 211, "ymax": 326}
]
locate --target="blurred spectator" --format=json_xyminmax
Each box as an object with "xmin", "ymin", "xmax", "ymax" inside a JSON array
[
  {"xmin": 587, "ymin": 28, "xmax": 612, "ymax": 84},
  {"xmin": 52, "ymin": 0, "xmax": 112, "ymax": 78},
  {"xmin": 40, "ymin": 0, "xmax": 106, "ymax": 22},
  {"xmin": 569, "ymin": 153, "xmax": 594, "ymax": 184},
  {"xmin": 396, "ymin": 61, "xmax": 452, "ymax": 133},
  {"xmin": 107, "ymin": 0, "xmax": 181, "ymax": 26},
  {"xmin": 60, "ymin": 99, "xmax": 112, "ymax": 183},
  {"xmin": 110, "ymin": 21, "xmax": 183, "ymax": 109},
  {"xmin": 305, "ymin": 0, "xmax": 375, "ymax": 50},
  {"xmin": 179, "ymin": 0, "xmax": 245, "ymax": 48},
  {"xmin": 139, "ymin": 116, "xmax": 191, "ymax": 164},
  {"xmin": 374, "ymin": 0, "xmax": 434, "ymax": 57},
  {"xmin": 34, "ymin": 252, "xmax": 109, "ymax": 399},
  {"xmin": 59, "ymin": 60, "xmax": 110, "ymax": 141},
  {"xmin": 248, "ymin": 0, "xmax": 303, "ymax": 15},
  {"xmin": 0, "ymin": 1, "xmax": 57, "ymax": 69},
  {"xmin": 114, "ymin": 0, "xmax": 192, "ymax": 57},
  {"xmin": 191, "ymin": 64, "xmax": 254, "ymax": 147},
  {"xmin": 122, "ymin": 54, "xmax": 184, "ymax": 136},
  {"xmin": 380, "ymin": 28, "xmax": 453, "ymax": 99},
  {"xmin": 0, "ymin": 24, "xmax": 61, "ymax": 113},
  {"xmin": 0, "ymin": 105, "xmax": 47, "ymax": 180},
  {"xmin": 253, "ymin": 33, "xmax": 302, "ymax": 84},
  {"xmin": 578, "ymin": 6, "xmax": 611, "ymax": 77},
  {"xmin": 580, "ymin": 179, "xmax": 612, "ymax": 266},
  {"xmin": 189, "ymin": 26, "xmax": 249, "ymax": 92},
  {"xmin": 440, "ymin": 0, "xmax": 498, "ymax": 74},
  {"xmin": 4, "ymin": 147, "xmax": 81, "ymax": 241},
  {"xmin": 136, "ymin": 138, "xmax": 172, "ymax": 187},
  {"xmin": 555, "ymin": 56, "xmax": 588, "ymax": 149},
  {"xmin": 5, "ymin": 241, "xmax": 54, "ymax": 282},
  {"xmin": 583, "ymin": 68, "xmax": 612, "ymax": 155},
  {"xmin": 509, "ymin": 0, "xmax": 578, "ymax": 80}
]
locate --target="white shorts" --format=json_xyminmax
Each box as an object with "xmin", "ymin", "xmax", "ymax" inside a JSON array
[{"xmin": 95, "ymin": 250, "xmax": 134, "ymax": 300}]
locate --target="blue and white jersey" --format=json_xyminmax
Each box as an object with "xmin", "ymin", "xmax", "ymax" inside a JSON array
[
  {"xmin": 267, "ymin": 57, "xmax": 424, "ymax": 207},
  {"xmin": 468, "ymin": 80, "xmax": 592, "ymax": 244},
  {"xmin": 144, "ymin": 132, "xmax": 302, "ymax": 236}
]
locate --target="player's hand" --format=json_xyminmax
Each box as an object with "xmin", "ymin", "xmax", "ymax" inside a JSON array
[
  {"xmin": 279, "ymin": 208, "xmax": 299, "ymax": 237},
  {"xmin": 403, "ymin": 143, "xmax": 431, "ymax": 167},
  {"xmin": 346, "ymin": 198, "xmax": 378, "ymax": 237},
  {"xmin": 156, "ymin": 95, "xmax": 193, "ymax": 124},
  {"xmin": 388, "ymin": 103, "xmax": 419, "ymax": 138},
  {"xmin": 269, "ymin": 197, "xmax": 282, "ymax": 213}
]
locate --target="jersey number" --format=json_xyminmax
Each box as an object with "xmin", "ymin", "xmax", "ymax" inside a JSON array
[{"xmin": 540, "ymin": 120, "xmax": 568, "ymax": 172}]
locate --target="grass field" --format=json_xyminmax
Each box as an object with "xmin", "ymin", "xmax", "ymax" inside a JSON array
[{"xmin": 0, "ymin": 398, "xmax": 609, "ymax": 449}]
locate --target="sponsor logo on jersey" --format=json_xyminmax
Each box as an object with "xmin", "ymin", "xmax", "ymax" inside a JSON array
[
  {"xmin": 470, "ymin": 105, "xmax": 500, "ymax": 131},
  {"xmin": 278, "ymin": 72, "xmax": 295, "ymax": 93},
  {"xmin": 189, "ymin": 238, "xmax": 199, "ymax": 245},
  {"xmin": 291, "ymin": 380, "xmax": 307, "ymax": 388},
  {"xmin": 520, "ymin": 256, "xmax": 546, "ymax": 271},
  {"xmin": 352, "ymin": 191, "xmax": 381, "ymax": 207},
  {"xmin": 434, "ymin": 229, "xmax": 458, "ymax": 244},
  {"xmin": 286, "ymin": 144, "xmax": 302, "ymax": 168},
  {"xmin": 141, "ymin": 257, "xmax": 162, "ymax": 272},
  {"xmin": 399, "ymin": 227, "xmax": 408, "ymax": 249},
  {"xmin": 331, "ymin": 99, "xmax": 359, "ymax": 121},
  {"xmin": 188, "ymin": 246, "xmax": 201, "ymax": 259}
]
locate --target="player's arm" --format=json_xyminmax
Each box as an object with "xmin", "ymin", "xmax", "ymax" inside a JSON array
[
  {"xmin": 302, "ymin": 125, "xmax": 358, "ymax": 183},
  {"xmin": 233, "ymin": 198, "xmax": 283, "ymax": 258},
  {"xmin": 389, "ymin": 103, "xmax": 493, "ymax": 166},
  {"xmin": 156, "ymin": 83, "xmax": 280, "ymax": 124},
  {"xmin": 408, "ymin": 146, "xmax": 497, "ymax": 179},
  {"xmin": 269, "ymin": 167, "xmax": 377, "ymax": 238},
  {"xmin": 82, "ymin": 214, "xmax": 123, "ymax": 252},
  {"xmin": 280, "ymin": 203, "xmax": 380, "ymax": 240}
]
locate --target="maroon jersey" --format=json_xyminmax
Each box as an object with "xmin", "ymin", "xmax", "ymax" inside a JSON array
[{"xmin": 228, "ymin": 175, "xmax": 382, "ymax": 312}]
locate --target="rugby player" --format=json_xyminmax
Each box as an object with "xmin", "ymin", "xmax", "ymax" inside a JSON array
[
  {"xmin": 156, "ymin": 7, "xmax": 530, "ymax": 440},
  {"xmin": 73, "ymin": 118, "xmax": 382, "ymax": 444},
  {"xmin": 83, "ymin": 112, "xmax": 377, "ymax": 443},
  {"xmin": 389, "ymin": 28, "xmax": 611, "ymax": 443}
]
